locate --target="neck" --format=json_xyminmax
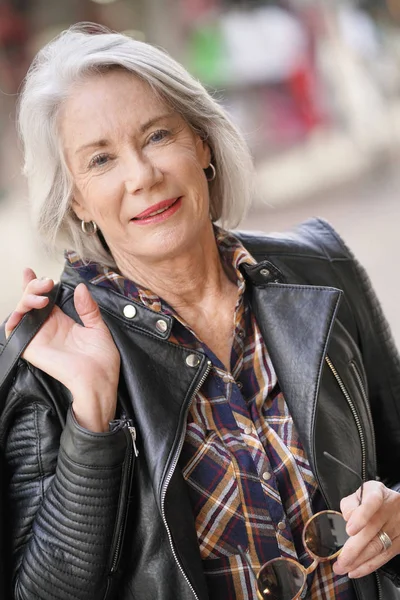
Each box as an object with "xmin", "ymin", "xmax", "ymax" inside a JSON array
[{"xmin": 114, "ymin": 223, "xmax": 234, "ymax": 311}]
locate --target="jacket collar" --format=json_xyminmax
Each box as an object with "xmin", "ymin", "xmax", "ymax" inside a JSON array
[
  {"xmin": 61, "ymin": 257, "xmax": 342, "ymax": 449},
  {"xmin": 61, "ymin": 251, "xmax": 343, "ymax": 475},
  {"xmin": 241, "ymin": 261, "xmax": 342, "ymax": 469}
]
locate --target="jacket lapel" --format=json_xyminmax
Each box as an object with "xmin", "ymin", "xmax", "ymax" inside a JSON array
[{"xmin": 250, "ymin": 282, "xmax": 342, "ymax": 467}]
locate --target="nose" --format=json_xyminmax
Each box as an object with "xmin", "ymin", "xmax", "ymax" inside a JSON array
[{"xmin": 124, "ymin": 152, "xmax": 163, "ymax": 195}]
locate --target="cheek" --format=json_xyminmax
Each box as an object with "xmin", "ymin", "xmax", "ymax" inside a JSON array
[
  {"xmin": 77, "ymin": 173, "xmax": 124, "ymax": 221},
  {"xmin": 175, "ymin": 149, "xmax": 208, "ymax": 191}
]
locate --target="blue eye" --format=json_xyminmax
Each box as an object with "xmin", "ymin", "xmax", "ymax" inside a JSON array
[
  {"xmin": 149, "ymin": 129, "xmax": 169, "ymax": 143},
  {"xmin": 89, "ymin": 153, "xmax": 109, "ymax": 169}
]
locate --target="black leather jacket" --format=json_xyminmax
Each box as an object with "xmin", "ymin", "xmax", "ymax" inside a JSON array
[{"xmin": 1, "ymin": 218, "xmax": 400, "ymax": 600}]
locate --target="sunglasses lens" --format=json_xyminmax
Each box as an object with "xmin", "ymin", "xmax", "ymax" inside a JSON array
[
  {"xmin": 258, "ymin": 558, "xmax": 305, "ymax": 600},
  {"xmin": 303, "ymin": 512, "xmax": 348, "ymax": 558}
]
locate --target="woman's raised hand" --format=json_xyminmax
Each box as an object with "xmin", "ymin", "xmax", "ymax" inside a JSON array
[
  {"xmin": 333, "ymin": 480, "xmax": 400, "ymax": 578},
  {"xmin": 5, "ymin": 268, "xmax": 121, "ymax": 432}
]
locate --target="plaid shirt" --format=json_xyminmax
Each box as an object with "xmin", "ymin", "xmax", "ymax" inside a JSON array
[{"xmin": 66, "ymin": 228, "xmax": 354, "ymax": 600}]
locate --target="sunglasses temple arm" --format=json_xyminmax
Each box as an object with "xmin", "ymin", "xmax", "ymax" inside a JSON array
[
  {"xmin": 323, "ymin": 451, "xmax": 364, "ymax": 504},
  {"xmin": 237, "ymin": 545, "xmax": 259, "ymax": 585}
]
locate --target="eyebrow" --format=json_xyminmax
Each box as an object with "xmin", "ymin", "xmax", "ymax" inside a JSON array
[{"xmin": 75, "ymin": 112, "xmax": 176, "ymax": 155}]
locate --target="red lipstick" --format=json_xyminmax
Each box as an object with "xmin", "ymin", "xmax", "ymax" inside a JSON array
[{"xmin": 132, "ymin": 197, "xmax": 182, "ymax": 225}]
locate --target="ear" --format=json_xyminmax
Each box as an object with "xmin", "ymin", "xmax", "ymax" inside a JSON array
[
  {"xmin": 71, "ymin": 192, "xmax": 91, "ymax": 223},
  {"xmin": 195, "ymin": 135, "xmax": 211, "ymax": 169}
]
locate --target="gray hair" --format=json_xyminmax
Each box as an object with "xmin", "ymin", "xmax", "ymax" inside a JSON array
[{"xmin": 18, "ymin": 23, "xmax": 255, "ymax": 266}]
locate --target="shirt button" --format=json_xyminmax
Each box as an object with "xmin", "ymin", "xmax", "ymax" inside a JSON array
[
  {"xmin": 277, "ymin": 521, "xmax": 286, "ymax": 531},
  {"xmin": 244, "ymin": 426, "xmax": 252, "ymax": 435},
  {"xmin": 222, "ymin": 375, "xmax": 231, "ymax": 383},
  {"xmin": 238, "ymin": 331, "xmax": 245, "ymax": 339},
  {"xmin": 262, "ymin": 471, "xmax": 271, "ymax": 481}
]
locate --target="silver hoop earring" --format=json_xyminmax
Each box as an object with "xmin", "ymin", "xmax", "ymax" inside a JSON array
[
  {"xmin": 205, "ymin": 163, "xmax": 216, "ymax": 182},
  {"xmin": 81, "ymin": 220, "xmax": 98, "ymax": 236}
]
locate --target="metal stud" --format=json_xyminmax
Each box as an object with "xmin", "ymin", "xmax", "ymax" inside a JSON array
[
  {"xmin": 259, "ymin": 268, "xmax": 270, "ymax": 278},
  {"xmin": 155, "ymin": 319, "xmax": 168, "ymax": 333},
  {"xmin": 123, "ymin": 304, "xmax": 137, "ymax": 319},
  {"xmin": 186, "ymin": 354, "xmax": 201, "ymax": 368}
]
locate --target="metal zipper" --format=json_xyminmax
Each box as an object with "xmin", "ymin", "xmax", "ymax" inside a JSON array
[
  {"xmin": 325, "ymin": 356, "xmax": 367, "ymax": 483},
  {"xmin": 375, "ymin": 571, "xmax": 382, "ymax": 600},
  {"xmin": 160, "ymin": 358, "xmax": 212, "ymax": 600},
  {"xmin": 110, "ymin": 422, "xmax": 137, "ymax": 574},
  {"xmin": 349, "ymin": 360, "xmax": 376, "ymax": 468},
  {"xmin": 127, "ymin": 424, "xmax": 139, "ymax": 457},
  {"xmin": 326, "ymin": 357, "xmax": 383, "ymax": 600}
]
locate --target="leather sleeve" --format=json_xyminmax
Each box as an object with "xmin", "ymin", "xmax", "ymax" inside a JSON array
[
  {"xmin": 312, "ymin": 219, "xmax": 400, "ymax": 583},
  {"xmin": 313, "ymin": 219, "xmax": 400, "ymax": 483},
  {"xmin": 3, "ymin": 366, "xmax": 133, "ymax": 600}
]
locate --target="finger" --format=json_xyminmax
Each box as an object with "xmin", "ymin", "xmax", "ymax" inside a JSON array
[
  {"xmin": 336, "ymin": 486, "xmax": 400, "ymax": 575},
  {"xmin": 347, "ymin": 537, "xmax": 397, "ymax": 579},
  {"xmin": 336, "ymin": 526, "xmax": 396, "ymax": 576},
  {"xmin": 340, "ymin": 488, "xmax": 363, "ymax": 522},
  {"xmin": 5, "ymin": 311, "xmax": 24, "ymax": 338},
  {"xmin": 5, "ymin": 293, "xmax": 51, "ymax": 338},
  {"xmin": 15, "ymin": 291, "xmax": 50, "ymax": 315},
  {"xmin": 334, "ymin": 515, "xmax": 389, "ymax": 575},
  {"xmin": 74, "ymin": 283, "xmax": 105, "ymax": 329},
  {"xmin": 345, "ymin": 482, "xmax": 386, "ymax": 536},
  {"xmin": 25, "ymin": 277, "xmax": 54, "ymax": 295},
  {"xmin": 24, "ymin": 294, "xmax": 50, "ymax": 309},
  {"xmin": 22, "ymin": 267, "xmax": 37, "ymax": 290},
  {"xmin": 334, "ymin": 543, "xmax": 393, "ymax": 580},
  {"xmin": 14, "ymin": 278, "xmax": 53, "ymax": 315}
]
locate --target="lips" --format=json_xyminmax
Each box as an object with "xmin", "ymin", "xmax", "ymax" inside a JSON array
[
  {"xmin": 130, "ymin": 197, "xmax": 183, "ymax": 226},
  {"xmin": 133, "ymin": 198, "xmax": 180, "ymax": 220}
]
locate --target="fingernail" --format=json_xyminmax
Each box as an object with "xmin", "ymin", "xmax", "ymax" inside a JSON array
[
  {"xmin": 333, "ymin": 564, "xmax": 345, "ymax": 575},
  {"xmin": 39, "ymin": 277, "xmax": 52, "ymax": 282},
  {"xmin": 348, "ymin": 571, "xmax": 358, "ymax": 579}
]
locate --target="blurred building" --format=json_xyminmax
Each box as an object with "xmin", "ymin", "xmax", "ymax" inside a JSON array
[
  {"xmin": 2, "ymin": 0, "xmax": 399, "ymax": 198},
  {"xmin": 1, "ymin": 0, "xmax": 400, "ymax": 341}
]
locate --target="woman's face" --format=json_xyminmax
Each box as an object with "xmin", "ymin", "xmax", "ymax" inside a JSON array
[{"xmin": 60, "ymin": 69, "xmax": 211, "ymax": 266}]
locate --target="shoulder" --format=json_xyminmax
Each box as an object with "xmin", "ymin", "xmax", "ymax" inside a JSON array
[
  {"xmin": 236, "ymin": 218, "xmax": 364, "ymax": 340},
  {"xmin": 235, "ymin": 217, "xmax": 352, "ymax": 264}
]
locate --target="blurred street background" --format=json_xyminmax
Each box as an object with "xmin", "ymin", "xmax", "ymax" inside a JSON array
[{"xmin": 1, "ymin": 0, "xmax": 400, "ymax": 343}]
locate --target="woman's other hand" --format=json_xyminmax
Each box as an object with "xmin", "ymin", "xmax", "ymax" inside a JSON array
[
  {"xmin": 5, "ymin": 268, "xmax": 120, "ymax": 432},
  {"xmin": 333, "ymin": 480, "xmax": 400, "ymax": 578}
]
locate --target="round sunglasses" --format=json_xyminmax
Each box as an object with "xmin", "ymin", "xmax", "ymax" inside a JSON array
[{"xmin": 239, "ymin": 453, "xmax": 363, "ymax": 600}]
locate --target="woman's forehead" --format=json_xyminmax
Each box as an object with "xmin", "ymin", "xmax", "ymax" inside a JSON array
[
  {"xmin": 68, "ymin": 69, "xmax": 167, "ymax": 111},
  {"xmin": 60, "ymin": 71, "xmax": 178, "ymax": 153}
]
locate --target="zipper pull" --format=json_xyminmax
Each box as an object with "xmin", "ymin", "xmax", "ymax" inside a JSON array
[{"xmin": 127, "ymin": 423, "xmax": 139, "ymax": 457}]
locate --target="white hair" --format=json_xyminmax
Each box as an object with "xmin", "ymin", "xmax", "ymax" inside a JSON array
[{"xmin": 18, "ymin": 23, "xmax": 255, "ymax": 266}]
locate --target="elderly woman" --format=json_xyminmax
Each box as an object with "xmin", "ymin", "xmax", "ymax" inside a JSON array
[{"xmin": 1, "ymin": 22, "xmax": 400, "ymax": 600}]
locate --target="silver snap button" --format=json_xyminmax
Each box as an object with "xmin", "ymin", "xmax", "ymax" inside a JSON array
[
  {"xmin": 277, "ymin": 521, "xmax": 286, "ymax": 531},
  {"xmin": 186, "ymin": 354, "xmax": 201, "ymax": 367},
  {"xmin": 123, "ymin": 304, "xmax": 137, "ymax": 319},
  {"xmin": 222, "ymin": 374, "xmax": 231, "ymax": 383},
  {"xmin": 262, "ymin": 471, "xmax": 271, "ymax": 481},
  {"xmin": 244, "ymin": 426, "xmax": 252, "ymax": 435},
  {"xmin": 260, "ymin": 268, "xmax": 270, "ymax": 278},
  {"xmin": 155, "ymin": 319, "xmax": 168, "ymax": 333},
  {"xmin": 236, "ymin": 381, "xmax": 243, "ymax": 389}
]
